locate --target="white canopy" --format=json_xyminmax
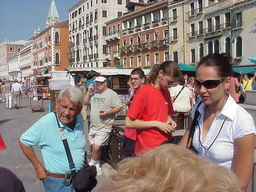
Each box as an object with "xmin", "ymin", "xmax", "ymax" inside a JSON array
[{"xmin": 68, "ymin": 67, "xmax": 151, "ymax": 76}]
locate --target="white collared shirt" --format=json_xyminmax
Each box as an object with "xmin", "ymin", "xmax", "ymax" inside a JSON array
[
  {"xmin": 192, "ymin": 95, "xmax": 255, "ymax": 169},
  {"xmin": 11, "ymin": 82, "xmax": 22, "ymax": 93}
]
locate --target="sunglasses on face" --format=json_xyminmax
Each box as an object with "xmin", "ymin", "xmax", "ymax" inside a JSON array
[{"xmin": 194, "ymin": 78, "xmax": 226, "ymax": 89}]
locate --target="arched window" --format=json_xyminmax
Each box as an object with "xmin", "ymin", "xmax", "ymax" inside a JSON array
[
  {"xmin": 225, "ymin": 37, "xmax": 231, "ymax": 54},
  {"xmin": 214, "ymin": 39, "xmax": 219, "ymax": 53},
  {"xmin": 236, "ymin": 36, "xmax": 242, "ymax": 57},
  {"xmin": 55, "ymin": 53, "xmax": 60, "ymax": 64},
  {"xmin": 55, "ymin": 32, "xmax": 59, "ymax": 44},
  {"xmin": 208, "ymin": 41, "xmax": 213, "ymax": 54},
  {"xmin": 199, "ymin": 43, "xmax": 204, "ymax": 59}
]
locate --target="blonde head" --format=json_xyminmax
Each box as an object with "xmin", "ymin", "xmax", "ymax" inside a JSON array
[{"xmin": 104, "ymin": 144, "xmax": 241, "ymax": 192}]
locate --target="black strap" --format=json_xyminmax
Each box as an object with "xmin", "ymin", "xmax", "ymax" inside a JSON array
[
  {"xmin": 173, "ymin": 86, "xmax": 185, "ymax": 103},
  {"xmin": 186, "ymin": 101, "xmax": 202, "ymax": 148},
  {"xmin": 54, "ymin": 112, "xmax": 76, "ymax": 173}
]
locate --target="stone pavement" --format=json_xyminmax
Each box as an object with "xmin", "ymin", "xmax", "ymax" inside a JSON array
[{"xmin": 0, "ymin": 97, "xmax": 114, "ymax": 192}]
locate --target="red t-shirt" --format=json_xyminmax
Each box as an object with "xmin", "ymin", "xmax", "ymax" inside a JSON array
[{"xmin": 126, "ymin": 84, "xmax": 174, "ymax": 155}]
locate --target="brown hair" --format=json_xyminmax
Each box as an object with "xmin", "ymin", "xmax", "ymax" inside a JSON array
[{"xmin": 148, "ymin": 61, "xmax": 181, "ymax": 84}]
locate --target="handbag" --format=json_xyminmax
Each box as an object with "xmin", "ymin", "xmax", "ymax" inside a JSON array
[{"xmin": 54, "ymin": 112, "xmax": 97, "ymax": 192}]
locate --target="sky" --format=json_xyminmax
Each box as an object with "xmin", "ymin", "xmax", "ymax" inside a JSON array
[{"xmin": 0, "ymin": 0, "xmax": 78, "ymax": 43}]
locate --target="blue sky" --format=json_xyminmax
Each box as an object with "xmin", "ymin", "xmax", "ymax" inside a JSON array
[{"xmin": 0, "ymin": 0, "xmax": 78, "ymax": 42}]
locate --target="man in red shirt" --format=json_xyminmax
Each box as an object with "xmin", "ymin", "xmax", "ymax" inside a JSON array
[{"xmin": 123, "ymin": 68, "xmax": 145, "ymax": 157}]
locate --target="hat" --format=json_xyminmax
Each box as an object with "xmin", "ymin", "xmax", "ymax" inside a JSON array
[{"xmin": 95, "ymin": 76, "xmax": 106, "ymax": 82}]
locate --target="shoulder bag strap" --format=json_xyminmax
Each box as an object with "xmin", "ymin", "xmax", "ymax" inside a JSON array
[
  {"xmin": 186, "ymin": 101, "xmax": 202, "ymax": 148},
  {"xmin": 173, "ymin": 85, "xmax": 185, "ymax": 103},
  {"xmin": 54, "ymin": 112, "xmax": 76, "ymax": 173}
]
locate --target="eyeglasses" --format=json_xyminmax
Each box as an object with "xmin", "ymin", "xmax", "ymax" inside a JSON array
[
  {"xmin": 194, "ymin": 78, "xmax": 225, "ymax": 89},
  {"xmin": 167, "ymin": 80, "xmax": 177, "ymax": 86}
]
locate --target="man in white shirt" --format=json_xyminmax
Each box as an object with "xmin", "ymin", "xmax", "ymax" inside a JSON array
[{"xmin": 11, "ymin": 80, "xmax": 22, "ymax": 109}]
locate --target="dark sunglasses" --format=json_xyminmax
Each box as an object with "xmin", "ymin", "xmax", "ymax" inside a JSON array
[{"xmin": 195, "ymin": 78, "xmax": 226, "ymax": 89}]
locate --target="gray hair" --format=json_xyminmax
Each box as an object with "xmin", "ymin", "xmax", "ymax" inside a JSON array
[{"xmin": 58, "ymin": 87, "xmax": 83, "ymax": 109}]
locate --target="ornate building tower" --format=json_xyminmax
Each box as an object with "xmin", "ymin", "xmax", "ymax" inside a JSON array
[{"xmin": 46, "ymin": 0, "xmax": 60, "ymax": 27}]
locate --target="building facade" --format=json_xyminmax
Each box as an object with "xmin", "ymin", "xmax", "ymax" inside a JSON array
[
  {"xmin": 0, "ymin": 42, "xmax": 25, "ymax": 80},
  {"xmin": 68, "ymin": 0, "xmax": 128, "ymax": 69},
  {"xmin": 19, "ymin": 42, "xmax": 33, "ymax": 81},
  {"xmin": 106, "ymin": 0, "xmax": 169, "ymax": 68},
  {"xmin": 170, "ymin": 0, "xmax": 256, "ymax": 66}
]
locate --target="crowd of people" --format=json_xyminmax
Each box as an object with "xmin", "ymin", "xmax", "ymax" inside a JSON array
[{"xmin": 0, "ymin": 53, "xmax": 255, "ymax": 192}]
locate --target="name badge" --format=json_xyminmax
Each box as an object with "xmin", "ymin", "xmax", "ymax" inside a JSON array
[{"xmin": 58, "ymin": 128, "xmax": 67, "ymax": 140}]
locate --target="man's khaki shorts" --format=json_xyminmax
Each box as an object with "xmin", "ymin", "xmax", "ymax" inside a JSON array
[{"xmin": 88, "ymin": 129, "xmax": 111, "ymax": 146}]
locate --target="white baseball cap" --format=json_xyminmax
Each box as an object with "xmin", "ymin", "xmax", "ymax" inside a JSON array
[{"xmin": 95, "ymin": 76, "xmax": 106, "ymax": 82}]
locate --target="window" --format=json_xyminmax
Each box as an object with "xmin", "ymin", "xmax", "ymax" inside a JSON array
[
  {"xmin": 130, "ymin": 38, "xmax": 133, "ymax": 46},
  {"xmin": 146, "ymin": 54, "xmax": 150, "ymax": 66},
  {"xmin": 123, "ymin": 57, "xmax": 127, "ymax": 66},
  {"xmin": 102, "ymin": 0, "xmax": 107, "ymax": 3},
  {"xmin": 191, "ymin": 49, "xmax": 195, "ymax": 64},
  {"xmin": 208, "ymin": 41, "xmax": 213, "ymax": 54},
  {"xmin": 118, "ymin": 0, "xmax": 122, "ymax": 4},
  {"xmin": 207, "ymin": 18, "xmax": 213, "ymax": 32},
  {"xmin": 102, "ymin": 26, "xmax": 106, "ymax": 35},
  {"xmin": 55, "ymin": 53, "xmax": 60, "ymax": 64},
  {"xmin": 172, "ymin": 9, "xmax": 177, "ymax": 21},
  {"xmin": 137, "ymin": 55, "xmax": 142, "ymax": 66},
  {"xmin": 191, "ymin": 23, "xmax": 195, "ymax": 36},
  {"xmin": 90, "ymin": 12, "xmax": 93, "ymax": 22},
  {"xmin": 173, "ymin": 28, "xmax": 177, "ymax": 39},
  {"xmin": 173, "ymin": 51, "xmax": 178, "ymax": 63},
  {"xmin": 118, "ymin": 12, "xmax": 122, "ymax": 17},
  {"xmin": 164, "ymin": 52, "xmax": 169, "ymax": 61},
  {"xmin": 146, "ymin": 33, "xmax": 150, "ymax": 42},
  {"xmin": 103, "ymin": 45, "xmax": 107, "ymax": 54},
  {"xmin": 225, "ymin": 37, "xmax": 231, "ymax": 55},
  {"xmin": 190, "ymin": 3, "xmax": 195, "ymax": 16},
  {"xmin": 130, "ymin": 57, "xmax": 134, "ymax": 68},
  {"xmin": 236, "ymin": 36, "xmax": 242, "ymax": 57},
  {"xmin": 198, "ymin": 0, "xmax": 203, "ymax": 12},
  {"xmin": 199, "ymin": 43, "xmax": 204, "ymax": 59},
  {"xmin": 102, "ymin": 10, "xmax": 107, "ymax": 17},
  {"xmin": 54, "ymin": 32, "xmax": 59, "ymax": 44},
  {"xmin": 235, "ymin": 12, "xmax": 242, "ymax": 28},
  {"xmin": 215, "ymin": 16, "xmax": 220, "ymax": 31},
  {"xmin": 164, "ymin": 30, "xmax": 169, "ymax": 39},
  {"xmin": 95, "ymin": 10, "xmax": 98, "ymax": 20},
  {"xmin": 154, "ymin": 53, "xmax": 159, "ymax": 64},
  {"xmin": 225, "ymin": 12, "xmax": 231, "ymax": 28},
  {"xmin": 214, "ymin": 39, "xmax": 219, "ymax": 53},
  {"xmin": 199, "ymin": 21, "xmax": 203, "ymax": 35}
]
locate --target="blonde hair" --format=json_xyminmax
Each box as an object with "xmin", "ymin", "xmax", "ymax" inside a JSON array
[
  {"xmin": 148, "ymin": 61, "xmax": 181, "ymax": 85},
  {"xmin": 104, "ymin": 144, "xmax": 241, "ymax": 192}
]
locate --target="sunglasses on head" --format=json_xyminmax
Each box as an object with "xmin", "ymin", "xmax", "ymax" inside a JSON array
[{"xmin": 194, "ymin": 78, "xmax": 226, "ymax": 89}]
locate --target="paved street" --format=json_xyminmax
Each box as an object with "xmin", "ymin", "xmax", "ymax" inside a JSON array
[{"xmin": 0, "ymin": 97, "xmax": 112, "ymax": 192}]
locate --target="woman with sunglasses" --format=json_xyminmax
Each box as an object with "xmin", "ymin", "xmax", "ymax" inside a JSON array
[
  {"xmin": 180, "ymin": 53, "xmax": 255, "ymax": 192},
  {"xmin": 125, "ymin": 61, "xmax": 181, "ymax": 155}
]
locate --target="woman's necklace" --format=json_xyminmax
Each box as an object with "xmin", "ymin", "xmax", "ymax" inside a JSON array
[{"xmin": 198, "ymin": 116, "xmax": 227, "ymax": 151}]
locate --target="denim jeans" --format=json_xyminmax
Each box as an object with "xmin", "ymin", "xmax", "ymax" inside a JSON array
[{"xmin": 43, "ymin": 176, "xmax": 76, "ymax": 192}]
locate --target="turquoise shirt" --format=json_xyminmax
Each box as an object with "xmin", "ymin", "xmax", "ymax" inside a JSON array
[{"xmin": 20, "ymin": 112, "xmax": 86, "ymax": 174}]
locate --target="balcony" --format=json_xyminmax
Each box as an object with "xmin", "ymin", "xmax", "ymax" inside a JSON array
[
  {"xmin": 113, "ymin": 51, "xmax": 120, "ymax": 59},
  {"xmin": 233, "ymin": 22, "xmax": 243, "ymax": 30},
  {"xmin": 150, "ymin": 40, "xmax": 159, "ymax": 49},
  {"xmin": 83, "ymin": 39, "xmax": 87, "ymax": 43},
  {"xmin": 158, "ymin": 39, "xmax": 169, "ymax": 47},
  {"xmin": 187, "ymin": 31, "xmax": 197, "ymax": 39},
  {"xmin": 94, "ymin": 53, "xmax": 98, "ymax": 58},
  {"xmin": 187, "ymin": 10, "xmax": 196, "ymax": 18},
  {"xmin": 152, "ymin": 20, "xmax": 160, "ymax": 27},
  {"xmin": 106, "ymin": 32, "xmax": 120, "ymax": 41},
  {"xmin": 94, "ymin": 35, "xmax": 98, "ymax": 40},
  {"xmin": 135, "ymin": 25, "xmax": 141, "ymax": 32},
  {"xmin": 143, "ymin": 23, "xmax": 150, "ymax": 30},
  {"xmin": 134, "ymin": 44, "xmax": 142, "ymax": 52},
  {"xmin": 142, "ymin": 43, "xmax": 150, "ymax": 50},
  {"xmin": 83, "ymin": 56, "xmax": 87, "ymax": 61},
  {"xmin": 169, "ymin": 17, "xmax": 177, "ymax": 24},
  {"xmin": 126, "ymin": 46, "xmax": 133, "ymax": 53},
  {"xmin": 89, "ymin": 54, "xmax": 93, "ymax": 60},
  {"xmin": 89, "ymin": 37, "xmax": 93, "ymax": 41},
  {"xmin": 161, "ymin": 18, "xmax": 168, "ymax": 25},
  {"xmin": 127, "ymin": 27, "xmax": 134, "ymax": 34},
  {"xmin": 169, "ymin": 36, "xmax": 178, "ymax": 43}
]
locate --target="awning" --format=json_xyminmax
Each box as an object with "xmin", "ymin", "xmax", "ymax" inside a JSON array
[
  {"xmin": 232, "ymin": 65, "xmax": 256, "ymax": 74},
  {"xmin": 178, "ymin": 64, "xmax": 196, "ymax": 71},
  {"xmin": 41, "ymin": 68, "xmax": 48, "ymax": 74},
  {"xmin": 247, "ymin": 57, "xmax": 256, "ymax": 64}
]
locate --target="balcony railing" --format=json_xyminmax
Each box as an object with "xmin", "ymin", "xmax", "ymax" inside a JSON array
[
  {"xmin": 94, "ymin": 35, "xmax": 98, "ymax": 40},
  {"xmin": 94, "ymin": 53, "xmax": 98, "ymax": 58},
  {"xmin": 89, "ymin": 54, "xmax": 93, "ymax": 59}
]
